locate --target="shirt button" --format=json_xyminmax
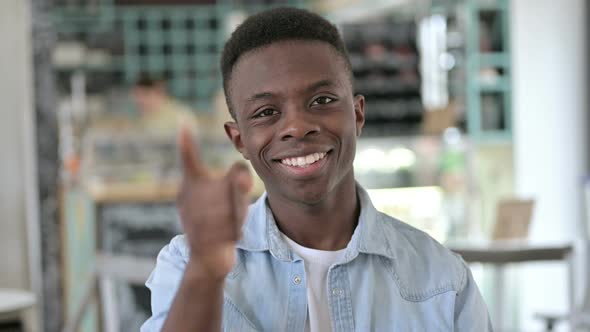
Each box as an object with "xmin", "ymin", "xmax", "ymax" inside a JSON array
[
  {"xmin": 332, "ymin": 288, "xmax": 343, "ymax": 296},
  {"xmin": 293, "ymin": 275, "xmax": 302, "ymax": 285}
]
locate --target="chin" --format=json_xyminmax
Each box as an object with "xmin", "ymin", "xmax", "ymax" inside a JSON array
[
  {"xmin": 296, "ymin": 189, "xmax": 327, "ymax": 205},
  {"xmin": 264, "ymin": 169, "xmax": 353, "ymax": 206},
  {"xmin": 286, "ymin": 180, "xmax": 333, "ymax": 206}
]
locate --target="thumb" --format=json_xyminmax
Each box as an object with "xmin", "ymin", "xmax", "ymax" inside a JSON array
[{"xmin": 178, "ymin": 125, "xmax": 208, "ymax": 178}]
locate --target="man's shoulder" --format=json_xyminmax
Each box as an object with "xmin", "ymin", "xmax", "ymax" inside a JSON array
[{"xmin": 375, "ymin": 211, "xmax": 468, "ymax": 301}]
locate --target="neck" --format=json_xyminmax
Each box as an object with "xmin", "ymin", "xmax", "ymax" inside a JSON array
[{"xmin": 266, "ymin": 174, "xmax": 359, "ymax": 251}]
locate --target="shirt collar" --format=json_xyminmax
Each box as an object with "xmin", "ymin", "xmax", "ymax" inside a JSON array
[{"xmin": 236, "ymin": 184, "xmax": 398, "ymax": 262}]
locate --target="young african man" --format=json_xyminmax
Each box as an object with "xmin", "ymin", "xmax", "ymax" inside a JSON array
[{"xmin": 141, "ymin": 7, "xmax": 493, "ymax": 332}]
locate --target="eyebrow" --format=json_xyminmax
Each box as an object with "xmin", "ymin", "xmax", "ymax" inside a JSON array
[
  {"xmin": 305, "ymin": 79, "xmax": 337, "ymax": 94},
  {"xmin": 246, "ymin": 92, "xmax": 274, "ymax": 104},
  {"xmin": 244, "ymin": 79, "xmax": 338, "ymax": 104}
]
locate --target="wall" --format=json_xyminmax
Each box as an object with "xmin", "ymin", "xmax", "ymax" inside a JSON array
[
  {"xmin": 511, "ymin": 0, "xmax": 588, "ymax": 330},
  {"xmin": 0, "ymin": 0, "xmax": 34, "ymax": 290},
  {"xmin": 0, "ymin": 1, "xmax": 43, "ymax": 331}
]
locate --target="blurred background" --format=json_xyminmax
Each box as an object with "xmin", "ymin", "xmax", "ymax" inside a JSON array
[{"xmin": 0, "ymin": 0, "xmax": 588, "ymax": 331}]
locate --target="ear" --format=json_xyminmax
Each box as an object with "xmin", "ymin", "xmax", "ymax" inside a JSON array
[
  {"xmin": 353, "ymin": 94, "xmax": 365, "ymax": 137},
  {"xmin": 224, "ymin": 121, "xmax": 250, "ymax": 160}
]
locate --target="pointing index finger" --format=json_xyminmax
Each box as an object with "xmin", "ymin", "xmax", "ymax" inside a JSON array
[{"xmin": 178, "ymin": 126, "xmax": 208, "ymax": 178}]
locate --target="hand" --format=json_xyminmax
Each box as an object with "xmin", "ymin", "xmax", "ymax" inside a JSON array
[{"xmin": 176, "ymin": 126, "xmax": 253, "ymax": 280}]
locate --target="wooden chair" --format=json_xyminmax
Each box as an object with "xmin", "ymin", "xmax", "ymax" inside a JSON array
[{"xmin": 62, "ymin": 254, "xmax": 155, "ymax": 332}]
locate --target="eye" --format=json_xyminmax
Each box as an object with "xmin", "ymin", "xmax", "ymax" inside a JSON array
[
  {"xmin": 253, "ymin": 108, "xmax": 278, "ymax": 118},
  {"xmin": 311, "ymin": 96, "xmax": 335, "ymax": 106}
]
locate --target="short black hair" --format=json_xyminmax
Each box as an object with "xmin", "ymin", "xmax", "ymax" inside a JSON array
[
  {"xmin": 134, "ymin": 72, "xmax": 165, "ymax": 88},
  {"xmin": 220, "ymin": 7, "xmax": 352, "ymax": 119}
]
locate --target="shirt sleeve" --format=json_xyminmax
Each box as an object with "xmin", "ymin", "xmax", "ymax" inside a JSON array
[
  {"xmin": 140, "ymin": 235, "xmax": 189, "ymax": 332},
  {"xmin": 454, "ymin": 260, "xmax": 494, "ymax": 331}
]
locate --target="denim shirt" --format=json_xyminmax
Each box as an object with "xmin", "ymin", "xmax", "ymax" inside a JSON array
[{"xmin": 141, "ymin": 186, "xmax": 493, "ymax": 331}]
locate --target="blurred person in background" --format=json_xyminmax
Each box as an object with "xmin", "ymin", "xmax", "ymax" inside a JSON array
[{"xmin": 132, "ymin": 73, "xmax": 198, "ymax": 135}]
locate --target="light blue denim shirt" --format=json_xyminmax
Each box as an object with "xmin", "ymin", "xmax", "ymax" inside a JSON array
[{"xmin": 142, "ymin": 186, "xmax": 493, "ymax": 331}]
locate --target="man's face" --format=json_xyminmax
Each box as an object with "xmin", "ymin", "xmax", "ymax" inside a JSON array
[
  {"xmin": 225, "ymin": 40, "xmax": 365, "ymax": 205},
  {"xmin": 132, "ymin": 85, "xmax": 165, "ymax": 113}
]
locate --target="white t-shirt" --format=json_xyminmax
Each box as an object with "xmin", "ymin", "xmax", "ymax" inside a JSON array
[{"xmin": 282, "ymin": 234, "xmax": 347, "ymax": 332}]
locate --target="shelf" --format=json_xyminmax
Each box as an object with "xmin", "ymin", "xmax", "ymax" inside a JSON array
[
  {"xmin": 355, "ymin": 78, "xmax": 420, "ymax": 95},
  {"xmin": 470, "ymin": 130, "xmax": 512, "ymax": 144},
  {"xmin": 479, "ymin": 52, "xmax": 510, "ymax": 68},
  {"xmin": 477, "ymin": 77, "xmax": 510, "ymax": 92},
  {"xmin": 52, "ymin": 2, "xmax": 305, "ymax": 113},
  {"xmin": 55, "ymin": 62, "xmax": 124, "ymax": 73},
  {"xmin": 476, "ymin": 1, "xmax": 508, "ymax": 11},
  {"xmin": 85, "ymin": 181, "xmax": 179, "ymax": 203},
  {"xmin": 465, "ymin": 0, "xmax": 512, "ymax": 141},
  {"xmin": 350, "ymin": 55, "xmax": 418, "ymax": 73},
  {"xmin": 364, "ymin": 99, "xmax": 423, "ymax": 120},
  {"xmin": 53, "ymin": 53, "xmax": 125, "ymax": 72},
  {"xmin": 322, "ymin": 0, "xmax": 414, "ymax": 23}
]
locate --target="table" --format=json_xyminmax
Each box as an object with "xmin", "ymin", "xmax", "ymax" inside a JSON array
[{"xmin": 449, "ymin": 242, "xmax": 574, "ymax": 331}]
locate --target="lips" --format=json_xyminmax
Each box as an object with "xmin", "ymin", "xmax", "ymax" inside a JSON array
[
  {"xmin": 280, "ymin": 152, "xmax": 327, "ymax": 167},
  {"xmin": 272, "ymin": 148, "xmax": 332, "ymax": 179}
]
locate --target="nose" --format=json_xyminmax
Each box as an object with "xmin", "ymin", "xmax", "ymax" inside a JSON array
[{"xmin": 278, "ymin": 107, "xmax": 320, "ymax": 141}]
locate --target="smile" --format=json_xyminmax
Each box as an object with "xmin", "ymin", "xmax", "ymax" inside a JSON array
[{"xmin": 280, "ymin": 152, "xmax": 327, "ymax": 168}]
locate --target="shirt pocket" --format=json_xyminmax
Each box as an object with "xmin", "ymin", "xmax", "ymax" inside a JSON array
[
  {"xmin": 222, "ymin": 297, "xmax": 260, "ymax": 332},
  {"xmin": 394, "ymin": 291, "xmax": 456, "ymax": 332}
]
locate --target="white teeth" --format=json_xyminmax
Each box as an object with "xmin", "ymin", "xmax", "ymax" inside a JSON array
[{"xmin": 281, "ymin": 152, "xmax": 327, "ymax": 167}]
